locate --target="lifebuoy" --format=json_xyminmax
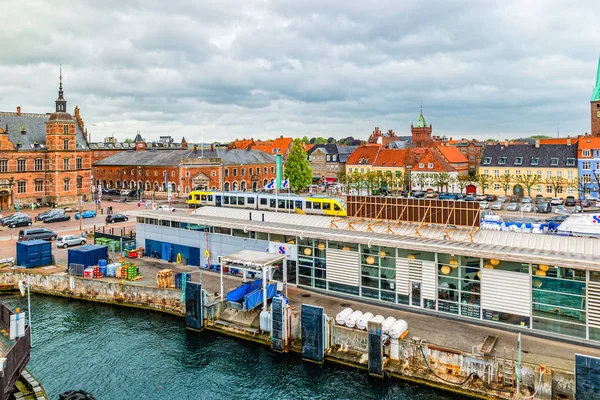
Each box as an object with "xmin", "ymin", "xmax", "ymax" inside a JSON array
[
  {"xmin": 204, "ymin": 250, "xmax": 210, "ymax": 259},
  {"xmin": 176, "ymin": 253, "xmax": 182, "ymax": 264}
]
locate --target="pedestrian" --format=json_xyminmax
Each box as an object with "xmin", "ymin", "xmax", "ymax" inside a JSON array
[{"xmin": 137, "ymin": 201, "xmax": 141, "ymax": 208}]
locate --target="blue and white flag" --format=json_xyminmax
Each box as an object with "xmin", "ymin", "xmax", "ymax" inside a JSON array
[
  {"xmin": 265, "ymin": 180, "xmax": 275, "ymax": 190},
  {"xmin": 282, "ymin": 179, "xmax": 290, "ymax": 188}
]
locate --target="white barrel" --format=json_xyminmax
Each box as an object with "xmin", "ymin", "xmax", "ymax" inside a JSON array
[
  {"xmin": 371, "ymin": 315, "xmax": 385, "ymax": 324},
  {"xmin": 335, "ymin": 308, "xmax": 353, "ymax": 325},
  {"xmin": 389, "ymin": 319, "xmax": 408, "ymax": 339},
  {"xmin": 259, "ymin": 310, "xmax": 272, "ymax": 332},
  {"xmin": 344, "ymin": 310, "xmax": 363, "ymax": 328},
  {"xmin": 382, "ymin": 317, "xmax": 396, "ymax": 334},
  {"xmin": 356, "ymin": 312, "xmax": 374, "ymax": 330}
]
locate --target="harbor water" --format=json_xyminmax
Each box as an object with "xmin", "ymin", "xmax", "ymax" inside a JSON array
[{"xmin": 1, "ymin": 293, "xmax": 462, "ymax": 400}]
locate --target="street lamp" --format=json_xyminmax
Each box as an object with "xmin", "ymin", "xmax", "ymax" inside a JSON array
[
  {"xmin": 406, "ymin": 166, "xmax": 413, "ymax": 197},
  {"xmin": 18, "ymin": 280, "xmax": 32, "ymax": 345}
]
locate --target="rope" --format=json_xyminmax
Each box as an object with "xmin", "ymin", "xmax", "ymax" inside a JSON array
[{"xmin": 522, "ymin": 368, "xmax": 546, "ymax": 399}]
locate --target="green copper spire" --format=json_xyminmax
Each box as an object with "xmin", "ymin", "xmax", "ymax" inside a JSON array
[
  {"xmin": 415, "ymin": 113, "xmax": 427, "ymax": 128},
  {"xmin": 592, "ymin": 55, "xmax": 600, "ymax": 102}
]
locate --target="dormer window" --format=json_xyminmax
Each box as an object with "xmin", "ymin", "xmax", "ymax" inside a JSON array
[
  {"xmin": 530, "ymin": 157, "xmax": 539, "ymax": 166},
  {"xmin": 428, "ymin": 163, "xmax": 434, "ymax": 169},
  {"xmin": 483, "ymin": 157, "xmax": 491, "ymax": 165},
  {"xmin": 550, "ymin": 158, "xmax": 559, "ymax": 166},
  {"xmin": 566, "ymin": 158, "xmax": 576, "ymax": 166},
  {"xmin": 419, "ymin": 163, "xmax": 424, "ymax": 168},
  {"xmin": 514, "ymin": 157, "xmax": 523, "ymax": 165},
  {"xmin": 582, "ymin": 149, "xmax": 591, "ymax": 157},
  {"xmin": 498, "ymin": 157, "xmax": 506, "ymax": 165}
]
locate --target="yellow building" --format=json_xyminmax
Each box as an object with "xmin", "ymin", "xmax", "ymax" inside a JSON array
[{"xmin": 479, "ymin": 142, "xmax": 578, "ymax": 198}]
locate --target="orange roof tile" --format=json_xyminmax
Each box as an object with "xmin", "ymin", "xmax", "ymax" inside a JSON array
[
  {"xmin": 251, "ymin": 137, "xmax": 293, "ymax": 155},
  {"xmin": 577, "ymin": 137, "xmax": 600, "ymax": 149},
  {"xmin": 411, "ymin": 148, "xmax": 456, "ymax": 173},
  {"xmin": 346, "ymin": 145, "xmax": 380, "ymax": 165},
  {"xmin": 372, "ymin": 149, "xmax": 411, "ymax": 167},
  {"xmin": 228, "ymin": 138, "xmax": 254, "ymax": 149},
  {"xmin": 539, "ymin": 138, "xmax": 569, "ymax": 144},
  {"xmin": 435, "ymin": 145, "xmax": 468, "ymax": 164}
]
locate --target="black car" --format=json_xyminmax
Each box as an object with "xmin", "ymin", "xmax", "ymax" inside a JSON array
[
  {"xmin": 412, "ymin": 191, "xmax": 425, "ymax": 198},
  {"xmin": 44, "ymin": 214, "xmax": 71, "ymax": 223},
  {"xmin": 0, "ymin": 213, "xmax": 27, "ymax": 226},
  {"xmin": 565, "ymin": 196, "xmax": 576, "ymax": 206},
  {"xmin": 581, "ymin": 199, "xmax": 591, "ymax": 207},
  {"xmin": 536, "ymin": 202, "xmax": 552, "ymax": 213},
  {"xmin": 105, "ymin": 213, "xmax": 128, "ymax": 223},
  {"xmin": 7, "ymin": 215, "xmax": 32, "ymax": 228},
  {"xmin": 485, "ymin": 194, "xmax": 497, "ymax": 202}
]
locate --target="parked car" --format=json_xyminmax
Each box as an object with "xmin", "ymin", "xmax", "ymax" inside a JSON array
[
  {"xmin": 506, "ymin": 202, "xmax": 520, "ymax": 211},
  {"xmin": 36, "ymin": 209, "xmax": 65, "ymax": 221},
  {"xmin": 412, "ymin": 191, "xmax": 425, "ymax": 198},
  {"xmin": 0, "ymin": 213, "xmax": 28, "ymax": 226},
  {"xmin": 425, "ymin": 189, "xmax": 437, "ymax": 198},
  {"xmin": 56, "ymin": 235, "xmax": 86, "ymax": 248},
  {"xmin": 464, "ymin": 195, "xmax": 475, "ymax": 202},
  {"xmin": 120, "ymin": 190, "xmax": 131, "ymax": 196},
  {"xmin": 490, "ymin": 201, "xmax": 503, "ymax": 211},
  {"xmin": 485, "ymin": 194, "xmax": 497, "ymax": 202},
  {"xmin": 479, "ymin": 201, "xmax": 489, "ymax": 210},
  {"xmin": 581, "ymin": 199, "xmax": 591, "ymax": 207},
  {"xmin": 498, "ymin": 196, "xmax": 509, "ymax": 203},
  {"xmin": 521, "ymin": 196, "xmax": 533, "ymax": 204},
  {"xmin": 521, "ymin": 203, "xmax": 533, "ymax": 212},
  {"xmin": 439, "ymin": 192, "xmax": 457, "ymax": 200},
  {"xmin": 535, "ymin": 194, "xmax": 544, "ymax": 202},
  {"xmin": 565, "ymin": 196, "xmax": 576, "ymax": 206},
  {"xmin": 550, "ymin": 197, "xmax": 563, "ymax": 206},
  {"xmin": 105, "ymin": 213, "xmax": 128, "ymax": 223},
  {"xmin": 44, "ymin": 214, "xmax": 71, "ymax": 223},
  {"xmin": 536, "ymin": 202, "xmax": 552, "ymax": 213},
  {"xmin": 157, "ymin": 205, "xmax": 175, "ymax": 212},
  {"xmin": 75, "ymin": 210, "xmax": 97, "ymax": 219},
  {"xmin": 7, "ymin": 215, "xmax": 32, "ymax": 228},
  {"xmin": 18, "ymin": 228, "xmax": 57, "ymax": 242},
  {"xmin": 475, "ymin": 194, "xmax": 486, "ymax": 201}
]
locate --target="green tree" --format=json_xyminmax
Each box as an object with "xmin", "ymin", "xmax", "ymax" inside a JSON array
[
  {"xmin": 543, "ymin": 176, "xmax": 567, "ymax": 197},
  {"xmin": 284, "ymin": 139, "xmax": 312, "ymax": 192},
  {"xmin": 413, "ymin": 173, "xmax": 429, "ymax": 191},
  {"xmin": 314, "ymin": 137, "xmax": 327, "ymax": 144},
  {"xmin": 455, "ymin": 174, "xmax": 473, "ymax": 194},
  {"xmin": 475, "ymin": 173, "xmax": 493, "ymax": 194},
  {"xmin": 432, "ymin": 172, "xmax": 452, "ymax": 192},
  {"xmin": 365, "ymin": 171, "xmax": 379, "ymax": 193},
  {"xmin": 301, "ymin": 136, "xmax": 310, "ymax": 144},
  {"xmin": 494, "ymin": 173, "xmax": 514, "ymax": 196},
  {"xmin": 514, "ymin": 173, "xmax": 541, "ymax": 197},
  {"xmin": 124, "ymin": 138, "xmax": 133, "ymax": 143}
]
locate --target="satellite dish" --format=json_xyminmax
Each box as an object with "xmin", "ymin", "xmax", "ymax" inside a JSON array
[{"xmin": 18, "ymin": 281, "xmax": 25, "ymax": 297}]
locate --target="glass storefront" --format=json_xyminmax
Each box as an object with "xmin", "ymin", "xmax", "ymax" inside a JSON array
[
  {"xmin": 297, "ymin": 238, "xmax": 326, "ymax": 289},
  {"xmin": 360, "ymin": 245, "xmax": 396, "ymax": 303},
  {"xmin": 437, "ymin": 254, "xmax": 481, "ymax": 318}
]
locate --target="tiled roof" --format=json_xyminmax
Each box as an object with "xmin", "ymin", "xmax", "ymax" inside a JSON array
[
  {"xmin": 251, "ymin": 137, "xmax": 293, "ymax": 154},
  {"xmin": 228, "ymin": 138, "xmax": 254, "ymax": 150},
  {"xmin": 480, "ymin": 143, "xmax": 578, "ymax": 168},
  {"xmin": 577, "ymin": 137, "xmax": 600, "ymax": 150},
  {"xmin": 372, "ymin": 149, "xmax": 411, "ymax": 167},
  {"xmin": 95, "ymin": 149, "xmax": 276, "ymax": 166},
  {"xmin": 0, "ymin": 111, "xmax": 88, "ymax": 151},
  {"xmin": 307, "ymin": 144, "xmax": 357, "ymax": 162},
  {"xmin": 346, "ymin": 145, "xmax": 381, "ymax": 165},
  {"xmin": 412, "ymin": 148, "xmax": 456, "ymax": 172},
  {"xmin": 436, "ymin": 145, "xmax": 468, "ymax": 164}
]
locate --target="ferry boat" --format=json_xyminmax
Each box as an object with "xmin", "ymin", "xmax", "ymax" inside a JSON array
[{"xmin": 555, "ymin": 212, "xmax": 600, "ymax": 238}]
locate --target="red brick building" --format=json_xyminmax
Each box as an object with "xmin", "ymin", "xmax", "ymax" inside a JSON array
[
  {"xmin": 228, "ymin": 136, "xmax": 293, "ymax": 159},
  {"xmin": 93, "ymin": 147, "xmax": 276, "ymax": 196},
  {"xmin": 90, "ymin": 134, "xmax": 188, "ymax": 165},
  {"xmin": 0, "ymin": 73, "xmax": 92, "ymax": 209}
]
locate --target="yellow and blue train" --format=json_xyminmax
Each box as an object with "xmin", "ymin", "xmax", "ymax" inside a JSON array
[{"xmin": 186, "ymin": 191, "xmax": 347, "ymax": 217}]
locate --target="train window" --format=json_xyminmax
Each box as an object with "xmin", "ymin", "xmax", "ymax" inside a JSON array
[
  {"xmin": 270, "ymin": 199, "xmax": 276, "ymax": 208},
  {"xmin": 295, "ymin": 201, "xmax": 303, "ymax": 210},
  {"xmin": 323, "ymin": 203, "xmax": 331, "ymax": 210},
  {"xmin": 239, "ymin": 197, "xmax": 245, "ymax": 205},
  {"xmin": 208, "ymin": 195, "xmax": 213, "ymax": 201},
  {"xmin": 306, "ymin": 201, "xmax": 312, "ymax": 209},
  {"xmin": 278, "ymin": 199, "xmax": 286, "ymax": 209},
  {"xmin": 286, "ymin": 200, "xmax": 293, "ymax": 209},
  {"xmin": 313, "ymin": 202, "xmax": 321, "ymax": 210},
  {"xmin": 201, "ymin": 195, "xmax": 207, "ymax": 201},
  {"xmin": 224, "ymin": 196, "xmax": 230, "ymax": 205},
  {"xmin": 230, "ymin": 197, "xmax": 237, "ymax": 205},
  {"xmin": 334, "ymin": 203, "xmax": 340, "ymax": 211},
  {"xmin": 194, "ymin": 195, "xmax": 200, "ymax": 201},
  {"xmin": 247, "ymin": 197, "xmax": 255, "ymax": 204},
  {"xmin": 260, "ymin": 198, "xmax": 267, "ymax": 205}
]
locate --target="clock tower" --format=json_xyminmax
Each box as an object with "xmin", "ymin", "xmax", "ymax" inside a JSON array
[{"xmin": 591, "ymin": 56, "xmax": 600, "ymax": 137}]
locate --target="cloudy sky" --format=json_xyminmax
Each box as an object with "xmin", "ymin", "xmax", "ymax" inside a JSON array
[{"xmin": 1, "ymin": 0, "xmax": 599, "ymax": 143}]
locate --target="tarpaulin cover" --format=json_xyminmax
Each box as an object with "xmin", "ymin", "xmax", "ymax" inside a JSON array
[
  {"xmin": 225, "ymin": 279, "xmax": 263, "ymax": 302},
  {"xmin": 244, "ymin": 283, "xmax": 277, "ymax": 311}
]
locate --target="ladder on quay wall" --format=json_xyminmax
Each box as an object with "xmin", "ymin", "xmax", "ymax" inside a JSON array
[{"xmin": 501, "ymin": 346, "xmax": 516, "ymax": 386}]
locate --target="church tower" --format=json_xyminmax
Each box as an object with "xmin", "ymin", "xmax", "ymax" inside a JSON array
[
  {"xmin": 411, "ymin": 108, "xmax": 433, "ymax": 148},
  {"xmin": 591, "ymin": 56, "xmax": 600, "ymax": 137}
]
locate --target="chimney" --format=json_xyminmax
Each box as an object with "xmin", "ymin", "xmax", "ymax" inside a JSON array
[
  {"xmin": 210, "ymin": 143, "xmax": 214, "ymax": 151},
  {"xmin": 567, "ymin": 136, "xmax": 571, "ymax": 146},
  {"xmin": 16, "ymin": 106, "xmax": 21, "ymax": 116},
  {"xmin": 535, "ymin": 139, "xmax": 540, "ymax": 148}
]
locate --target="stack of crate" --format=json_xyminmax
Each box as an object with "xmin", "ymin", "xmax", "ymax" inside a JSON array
[{"xmin": 156, "ymin": 269, "xmax": 174, "ymax": 288}]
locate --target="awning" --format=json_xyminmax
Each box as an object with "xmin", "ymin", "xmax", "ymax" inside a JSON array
[{"xmin": 325, "ymin": 178, "xmax": 337, "ymax": 183}]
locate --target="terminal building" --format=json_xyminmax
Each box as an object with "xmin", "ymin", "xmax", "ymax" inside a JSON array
[{"xmin": 128, "ymin": 204, "xmax": 600, "ymax": 344}]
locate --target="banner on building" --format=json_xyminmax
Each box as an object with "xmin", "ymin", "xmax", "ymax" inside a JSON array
[{"xmin": 268, "ymin": 242, "xmax": 297, "ymax": 261}]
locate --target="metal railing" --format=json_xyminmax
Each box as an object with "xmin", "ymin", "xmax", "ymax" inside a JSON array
[{"xmin": 0, "ymin": 304, "xmax": 31, "ymax": 400}]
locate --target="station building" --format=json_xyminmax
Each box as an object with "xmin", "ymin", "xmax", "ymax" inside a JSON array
[{"xmin": 128, "ymin": 206, "xmax": 600, "ymax": 345}]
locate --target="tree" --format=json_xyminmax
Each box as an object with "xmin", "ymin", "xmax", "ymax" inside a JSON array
[
  {"xmin": 543, "ymin": 176, "xmax": 568, "ymax": 197},
  {"xmin": 365, "ymin": 171, "xmax": 379, "ymax": 193},
  {"xmin": 301, "ymin": 136, "xmax": 310, "ymax": 144},
  {"xmin": 514, "ymin": 173, "xmax": 541, "ymax": 197},
  {"xmin": 494, "ymin": 173, "xmax": 514, "ymax": 196},
  {"xmin": 432, "ymin": 172, "xmax": 452, "ymax": 192},
  {"xmin": 413, "ymin": 173, "xmax": 429, "ymax": 191},
  {"xmin": 314, "ymin": 137, "xmax": 327, "ymax": 144},
  {"xmin": 475, "ymin": 173, "xmax": 494, "ymax": 194},
  {"xmin": 455, "ymin": 174, "xmax": 473, "ymax": 194},
  {"xmin": 124, "ymin": 138, "xmax": 133, "ymax": 143},
  {"xmin": 284, "ymin": 139, "xmax": 312, "ymax": 192},
  {"xmin": 327, "ymin": 137, "xmax": 336, "ymax": 144}
]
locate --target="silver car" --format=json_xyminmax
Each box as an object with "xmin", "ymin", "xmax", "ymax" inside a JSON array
[
  {"xmin": 490, "ymin": 201, "xmax": 503, "ymax": 210},
  {"xmin": 506, "ymin": 202, "xmax": 520, "ymax": 211},
  {"xmin": 56, "ymin": 235, "xmax": 86, "ymax": 248}
]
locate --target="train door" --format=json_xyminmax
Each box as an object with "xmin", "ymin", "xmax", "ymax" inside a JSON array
[{"xmin": 216, "ymin": 195, "xmax": 222, "ymax": 207}]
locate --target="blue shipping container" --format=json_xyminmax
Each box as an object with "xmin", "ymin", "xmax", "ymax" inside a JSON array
[
  {"xmin": 67, "ymin": 245, "xmax": 109, "ymax": 269},
  {"xmin": 16, "ymin": 240, "xmax": 53, "ymax": 268}
]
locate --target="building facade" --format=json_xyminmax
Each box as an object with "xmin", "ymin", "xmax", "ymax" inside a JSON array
[
  {"xmin": 90, "ymin": 134, "xmax": 188, "ymax": 165},
  {"xmin": 410, "ymin": 147, "xmax": 466, "ymax": 192},
  {"xmin": 228, "ymin": 136, "xmax": 294, "ymax": 160},
  {"xmin": 0, "ymin": 74, "xmax": 91, "ymax": 209},
  {"xmin": 480, "ymin": 142, "xmax": 578, "ymax": 198},
  {"xmin": 447, "ymin": 139, "xmax": 485, "ymax": 173},
  {"xmin": 577, "ymin": 136, "xmax": 600, "ymax": 199},
  {"xmin": 93, "ymin": 147, "xmax": 276, "ymax": 195},
  {"xmin": 307, "ymin": 144, "xmax": 357, "ymax": 183}
]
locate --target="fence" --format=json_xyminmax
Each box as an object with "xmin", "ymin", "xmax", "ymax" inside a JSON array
[{"xmin": 0, "ymin": 304, "xmax": 31, "ymax": 400}]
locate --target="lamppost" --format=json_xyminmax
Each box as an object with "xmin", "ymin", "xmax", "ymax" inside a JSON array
[
  {"xmin": 406, "ymin": 166, "xmax": 413, "ymax": 197},
  {"xmin": 18, "ymin": 280, "xmax": 32, "ymax": 345}
]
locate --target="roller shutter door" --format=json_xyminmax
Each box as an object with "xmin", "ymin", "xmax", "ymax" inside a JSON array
[
  {"xmin": 588, "ymin": 281, "xmax": 600, "ymax": 329},
  {"xmin": 481, "ymin": 269, "xmax": 531, "ymax": 317},
  {"xmin": 395, "ymin": 258, "xmax": 410, "ymax": 295},
  {"xmin": 326, "ymin": 249, "xmax": 359, "ymax": 287},
  {"xmin": 421, "ymin": 260, "xmax": 437, "ymax": 300}
]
